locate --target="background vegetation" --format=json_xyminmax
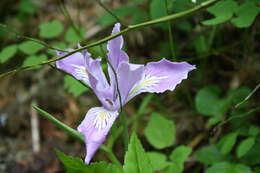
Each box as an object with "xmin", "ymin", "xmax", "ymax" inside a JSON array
[{"xmin": 0, "ymin": 0, "xmax": 259, "ymax": 172}]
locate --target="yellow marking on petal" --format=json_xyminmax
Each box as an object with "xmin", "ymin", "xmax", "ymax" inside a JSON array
[
  {"xmin": 99, "ymin": 112, "xmax": 108, "ymax": 121},
  {"xmin": 129, "ymin": 77, "xmax": 157, "ymax": 98}
]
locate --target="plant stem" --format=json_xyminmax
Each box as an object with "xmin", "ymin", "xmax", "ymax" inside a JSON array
[
  {"xmin": 164, "ymin": 0, "xmax": 175, "ymax": 59},
  {"xmin": 32, "ymin": 105, "xmax": 121, "ymax": 166},
  {"xmin": 0, "ymin": 0, "xmax": 220, "ymax": 78},
  {"xmin": 120, "ymin": 111, "xmax": 129, "ymax": 151}
]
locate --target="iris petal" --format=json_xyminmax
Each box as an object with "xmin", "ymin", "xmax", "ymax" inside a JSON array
[
  {"xmin": 127, "ymin": 58, "xmax": 196, "ymax": 101},
  {"xmin": 77, "ymin": 107, "xmax": 119, "ymax": 163}
]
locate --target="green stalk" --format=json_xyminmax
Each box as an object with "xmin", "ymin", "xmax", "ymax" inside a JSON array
[
  {"xmin": 120, "ymin": 111, "xmax": 129, "ymax": 151},
  {"xmin": 0, "ymin": 0, "xmax": 220, "ymax": 78},
  {"xmin": 32, "ymin": 106, "xmax": 121, "ymax": 166},
  {"xmin": 164, "ymin": 0, "xmax": 175, "ymax": 59}
]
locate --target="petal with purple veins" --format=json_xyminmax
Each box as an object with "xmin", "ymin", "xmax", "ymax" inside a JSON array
[
  {"xmin": 107, "ymin": 23, "xmax": 129, "ymax": 70},
  {"xmin": 127, "ymin": 58, "xmax": 196, "ymax": 101},
  {"xmin": 116, "ymin": 62, "xmax": 144, "ymax": 105},
  {"xmin": 77, "ymin": 107, "xmax": 119, "ymax": 163},
  {"xmin": 56, "ymin": 50, "xmax": 91, "ymax": 86}
]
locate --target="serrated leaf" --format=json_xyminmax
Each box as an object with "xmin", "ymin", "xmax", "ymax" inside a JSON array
[
  {"xmin": 203, "ymin": 0, "xmax": 238, "ymax": 25},
  {"xmin": 22, "ymin": 54, "xmax": 47, "ymax": 69},
  {"xmin": 123, "ymin": 133, "xmax": 152, "ymax": 173},
  {"xmin": 64, "ymin": 75, "xmax": 88, "ymax": 97},
  {"xmin": 65, "ymin": 27, "xmax": 85, "ymax": 43},
  {"xmin": 18, "ymin": 41, "xmax": 44, "ymax": 55},
  {"xmin": 231, "ymin": 2, "xmax": 260, "ymax": 28},
  {"xmin": 165, "ymin": 146, "xmax": 192, "ymax": 173},
  {"xmin": 206, "ymin": 162, "xmax": 252, "ymax": 173},
  {"xmin": 147, "ymin": 152, "xmax": 168, "ymax": 171},
  {"xmin": 236, "ymin": 137, "xmax": 255, "ymax": 158},
  {"xmin": 56, "ymin": 150, "xmax": 123, "ymax": 173},
  {"xmin": 39, "ymin": 20, "xmax": 64, "ymax": 38},
  {"xmin": 196, "ymin": 145, "xmax": 226, "ymax": 165},
  {"xmin": 219, "ymin": 132, "xmax": 238, "ymax": 155},
  {"xmin": 144, "ymin": 113, "xmax": 175, "ymax": 149},
  {"xmin": 0, "ymin": 44, "xmax": 17, "ymax": 63}
]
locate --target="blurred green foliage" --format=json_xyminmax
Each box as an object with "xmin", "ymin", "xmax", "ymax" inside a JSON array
[{"xmin": 0, "ymin": 0, "xmax": 259, "ymax": 172}]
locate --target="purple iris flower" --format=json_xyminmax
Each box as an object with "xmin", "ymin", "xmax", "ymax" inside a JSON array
[{"xmin": 56, "ymin": 23, "xmax": 196, "ymax": 163}]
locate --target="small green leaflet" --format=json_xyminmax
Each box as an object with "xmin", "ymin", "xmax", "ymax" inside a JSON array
[
  {"xmin": 231, "ymin": 1, "xmax": 260, "ymax": 28},
  {"xmin": 219, "ymin": 132, "xmax": 238, "ymax": 155},
  {"xmin": 236, "ymin": 137, "xmax": 255, "ymax": 158},
  {"xmin": 203, "ymin": 0, "xmax": 238, "ymax": 25},
  {"xmin": 0, "ymin": 44, "xmax": 17, "ymax": 63},
  {"xmin": 22, "ymin": 54, "xmax": 47, "ymax": 69},
  {"xmin": 196, "ymin": 145, "xmax": 226, "ymax": 165},
  {"xmin": 64, "ymin": 75, "xmax": 88, "ymax": 97},
  {"xmin": 18, "ymin": 41, "xmax": 44, "ymax": 55},
  {"xmin": 147, "ymin": 152, "xmax": 169, "ymax": 171},
  {"xmin": 39, "ymin": 20, "xmax": 64, "ymax": 39},
  {"xmin": 123, "ymin": 133, "xmax": 153, "ymax": 173},
  {"xmin": 206, "ymin": 162, "xmax": 252, "ymax": 173},
  {"xmin": 55, "ymin": 150, "xmax": 123, "ymax": 173},
  {"xmin": 144, "ymin": 113, "xmax": 175, "ymax": 149},
  {"xmin": 65, "ymin": 26, "xmax": 85, "ymax": 43},
  {"xmin": 164, "ymin": 146, "xmax": 192, "ymax": 173}
]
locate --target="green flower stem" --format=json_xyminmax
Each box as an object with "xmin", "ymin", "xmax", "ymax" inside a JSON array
[
  {"xmin": 120, "ymin": 111, "xmax": 129, "ymax": 152},
  {"xmin": 0, "ymin": 0, "xmax": 220, "ymax": 78},
  {"xmin": 164, "ymin": 0, "xmax": 175, "ymax": 60},
  {"xmin": 32, "ymin": 105, "xmax": 121, "ymax": 166}
]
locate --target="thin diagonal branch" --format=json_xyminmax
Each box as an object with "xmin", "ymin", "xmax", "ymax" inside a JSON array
[
  {"xmin": 95, "ymin": 0, "xmax": 126, "ymax": 28},
  {"xmin": 0, "ymin": 24, "xmax": 68, "ymax": 52},
  {"xmin": 57, "ymin": 0, "xmax": 83, "ymax": 39},
  {"xmin": 0, "ymin": 0, "xmax": 220, "ymax": 78}
]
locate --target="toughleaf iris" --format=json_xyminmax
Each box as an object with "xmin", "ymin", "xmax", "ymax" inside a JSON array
[{"xmin": 55, "ymin": 23, "xmax": 195, "ymax": 163}]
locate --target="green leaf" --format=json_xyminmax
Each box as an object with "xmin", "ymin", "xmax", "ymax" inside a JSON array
[
  {"xmin": 231, "ymin": 2, "xmax": 260, "ymax": 28},
  {"xmin": 236, "ymin": 137, "xmax": 255, "ymax": 158},
  {"xmin": 123, "ymin": 133, "xmax": 152, "ymax": 173},
  {"xmin": 0, "ymin": 44, "xmax": 17, "ymax": 63},
  {"xmin": 196, "ymin": 145, "xmax": 226, "ymax": 165},
  {"xmin": 98, "ymin": 6, "xmax": 136, "ymax": 26},
  {"xmin": 227, "ymin": 87, "xmax": 251, "ymax": 107},
  {"xmin": 144, "ymin": 113, "xmax": 175, "ymax": 149},
  {"xmin": 219, "ymin": 132, "xmax": 238, "ymax": 155},
  {"xmin": 18, "ymin": 41, "xmax": 44, "ymax": 55},
  {"xmin": 56, "ymin": 150, "xmax": 123, "ymax": 173},
  {"xmin": 147, "ymin": 152, "xmax": 168, "ymax": 171},
  {"xmin": 65, "ymin": 27, "xmax": 85, "ymax": 43},
  {"xmin": 248, "ymin": 126, "xmax": 260, "ymax": 136},
  {"xmin": 165, "ymin": 145, "xmax": 192, "ymax": 173},
  {"xmin": 206, "ymin": 162, "xmax": 252, "ymax": 173},
  {"xmin": 150, "ymin": 0, "xmax": 167, "ymax": 28},
  {"xmin": 193, "ymin": 35, "xmax": 208, "ymax": 55},
  {"xmin": 64, "ymin": 75, "xmax": 88, "ymax": 97},
  {"xmin": 195, "ymin": 86, "xmax": 221, "ymax": 116},
  {"xmin": 203, "ymin": 0, "xmax": 238, "ymax": 25},
  {"xmin": 18, "ymin": 0, "xmax": 37, "ymax": 14},
  {"xmin": 22, "ymin": 54, "xmax": 47, "ymax": 69},
  {"xmin": 241, "ymin": 142, "xmax": 260, "ymax": 165},
  {"xmin": 39, "ymin": 20, "xmax": 64, "ymax": 38}
]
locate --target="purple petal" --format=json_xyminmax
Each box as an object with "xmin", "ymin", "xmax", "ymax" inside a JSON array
[
  {"xmin": 56, "ymin": 50, "xmax": 91, "ymax": 85},
  {"xmin": 77, "ymin": 107, "xmax": 119, "ymax": 163},
  {"xmin": 127, "ymin": 58, "xmax": 196, "ymax": 101},
  {"xmin": 117, "ymin": 62, "xmax": 144, "ymax": 105},
  {"xmin": 107, "ymin": 23, "xmax": 129, "ymax": 70}
]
